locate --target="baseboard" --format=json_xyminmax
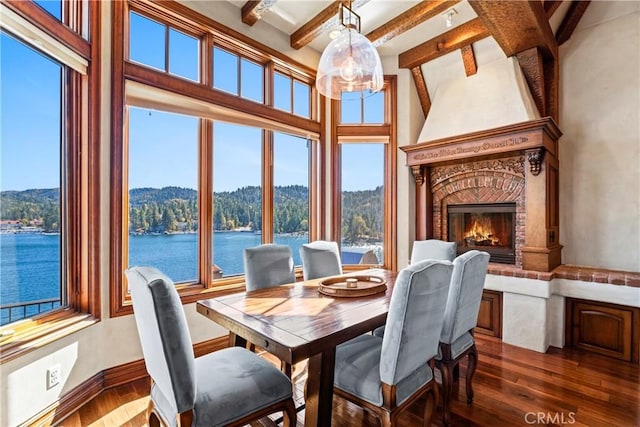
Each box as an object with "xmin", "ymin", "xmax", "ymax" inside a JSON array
[{"xmin": 22, "ymin": 336, "xmax": 228, "ymax": 427}]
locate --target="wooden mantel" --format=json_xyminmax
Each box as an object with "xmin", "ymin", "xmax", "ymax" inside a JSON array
[
  {"xmin": 401, "ymin": 117, "xmax": 561, "ymax": 167},
  {"xmin": 401, "ymin": 117, "xmax": 563, "ymax": 272}
]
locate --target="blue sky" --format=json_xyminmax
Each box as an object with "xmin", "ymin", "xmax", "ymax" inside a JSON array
[{"xmin": 1, "ymin": 6, "xmax": 383, "ymax": 193}]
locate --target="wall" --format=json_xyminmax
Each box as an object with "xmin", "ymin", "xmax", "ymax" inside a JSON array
[
  {"xmin": 0, "ymin": 2, "xmax": 319, "ymax": 426},
  {"xmin": 559, "ymin": 1, "xmax": 640, "ymax": 272}
]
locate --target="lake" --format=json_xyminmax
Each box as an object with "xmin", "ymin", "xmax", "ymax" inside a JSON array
[{"xmin": 1, "ymin": 232, "xmax": 380, "ymax": 320}]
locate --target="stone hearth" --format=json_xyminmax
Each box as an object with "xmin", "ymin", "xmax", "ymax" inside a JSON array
[{"xmin": 401, "ymin": 117, "xmax": 562, "ymax": 272}]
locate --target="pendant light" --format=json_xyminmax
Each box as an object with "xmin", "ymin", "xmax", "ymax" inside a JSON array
[{"xmin": 316, "ymin": 2, "xmax": 384, "ymax": 100}]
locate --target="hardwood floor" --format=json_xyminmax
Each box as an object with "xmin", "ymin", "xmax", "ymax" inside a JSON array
[{"xmin": 59, "ymin": 335, "xmax": 639, "ymax": 426}]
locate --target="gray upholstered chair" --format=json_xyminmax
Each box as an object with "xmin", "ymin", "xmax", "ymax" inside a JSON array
[
  {"xmin": 243, "ymin": 243, "xmax": 295, "ymax": 291},
  {"xmin": 243, "ymin": 244, "xmax": 298, "ymax": 378},
  {"xmin": 410, "ymin": 239, "xmax": 457, "ymax": 264},
  {"xmin": 126, "ymin": 266, "xmax": 296, "ymax": 427},
  {"xmin": 373, "ymin": 238, "xmax": 456, "ymax": 338},
  {"xmin": 437, "ymin": 250, "xmax": 490, "ymax": 427},
  {"xmin": 333, "ymin": 259, "xmax": 454, "ymax": 427},
  {"xmin": 299, "ymin": 240, "xmax": 342, "ymax": 280}
]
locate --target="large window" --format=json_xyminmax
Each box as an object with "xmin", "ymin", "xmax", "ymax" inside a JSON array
[
  {"xmin": 0, "ymin": 0, "xmax": 100, "ymax": 358},
  {"xmin": 333, "ymin": 80, "xmax": 397, "ymax": 270},
  {"xmin": 112, "ymin": 1, "xmax": 319, "ymax": 314}
]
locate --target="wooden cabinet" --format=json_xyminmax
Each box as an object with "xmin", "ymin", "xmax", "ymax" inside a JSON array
[
  {"xmin": 566, "ymin": 298, "xmax": 640, "ymax": 363},
  {"xmin": 475, "ymin": 290, "xmax": 502, "ymax": 338}
]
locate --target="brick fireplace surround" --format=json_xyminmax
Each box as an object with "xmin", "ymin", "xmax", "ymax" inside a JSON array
[{"xmin": 401, "ymin": 118, "xmax": 640, "ymax": 359}]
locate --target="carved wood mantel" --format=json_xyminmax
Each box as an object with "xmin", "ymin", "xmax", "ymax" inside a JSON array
[{"xmin": 401, "ymin": 117, "xmax": 563, "ymax": 272}]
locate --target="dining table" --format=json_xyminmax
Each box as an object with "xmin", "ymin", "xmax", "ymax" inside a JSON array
[{"xmin": 196, "ymin": 268, "xmax": 398, "ymax": 427}]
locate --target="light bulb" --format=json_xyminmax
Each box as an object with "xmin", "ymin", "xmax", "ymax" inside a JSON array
[{"xmin": 340, "ymin": 56, "xmax": 362, "ymax": 82}]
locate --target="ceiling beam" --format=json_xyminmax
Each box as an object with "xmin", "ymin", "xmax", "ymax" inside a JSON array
[
  {"xmin": 411, "ymin": 66, "xmax": 432, "ymax": 117},
  {"xmin": 367, "ymin": 0, "xmax": 460, "ymax": 47},
  {"xmin": 398, "ymin": 18, "xmax": 489, "ymax": 69},
  {"xmin": 469, "ymin": 0, "xmax": 557, "ymax": 59},
  {"xmin": 516, "ymin": 47, "xmax": 546, "ymax": 116},
  {"xmin": 290, "ymin": 0, "xmax": 370, "ymax": 50},
  {"xmin": 241, "ymin": 1, "xmax": 277, "ymax": 26},
  {"xmin": 556, "ymin": 1, "xmax": 590, "ymax": 46},
  {"xmin": 461, "ymin": 44, "xmax": 478, "ymax": 76},
  {"xmin": 544, "ymin": 0, "xmax": 563, "ymax": 18}
]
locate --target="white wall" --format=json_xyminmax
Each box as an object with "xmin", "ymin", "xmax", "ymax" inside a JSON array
[{"xmin": 559, "ymin": 1, "xmax": 640, "ymax": 272}]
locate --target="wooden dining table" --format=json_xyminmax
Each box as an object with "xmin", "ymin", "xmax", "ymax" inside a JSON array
[{"xmin": 196, "ymin": 268, "xmax": 398, "ymax": 427}]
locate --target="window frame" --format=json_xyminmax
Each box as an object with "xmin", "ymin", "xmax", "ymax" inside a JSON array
[
  {"xmin": 0, "ymin": 0, "xmax": 101, "ymax": 363},
  {"xmin": 331, "ymin": 77, "xmax": 397, "ymax": 271},
  {"xmin": 110, "ymin": 0, "xmax": 322, "ymax": 316}
]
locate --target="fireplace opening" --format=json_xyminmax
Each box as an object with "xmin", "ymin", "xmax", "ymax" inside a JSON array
[{"xmin": 448, "ymin": 203, "xmax": 516, "ymax": 264}]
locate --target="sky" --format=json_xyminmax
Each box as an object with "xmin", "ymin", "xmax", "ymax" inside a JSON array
[{"xmin": 1, "ymin": 3, "xmax": 383, "ymax": 193}]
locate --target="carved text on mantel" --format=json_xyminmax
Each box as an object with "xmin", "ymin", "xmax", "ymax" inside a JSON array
[{"xmin": 413, "ymin": 136, "xmax": 531, "ymax": 162}]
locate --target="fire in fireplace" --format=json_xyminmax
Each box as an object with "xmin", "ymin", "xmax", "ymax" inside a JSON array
[{"xmin": 448, "ymin": 203, "xmax": 516, "ymax": 264}]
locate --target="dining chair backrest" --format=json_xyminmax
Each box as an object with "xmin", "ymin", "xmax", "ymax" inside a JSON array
[
  {"xmin": 126, "ymin": 266, "xmax": 196, "ymax": 414},
  {"xmin": 410, "ymin": 239, "xmax": 457, "ymax": 264},
  {"xmin": 379, "ymin": 259, "xmax": 453, "ymax": 386},
  {"xmin": 300, "ymin": 240, "xmax": 342, "ymax": 280},
  {"xmin": 244, "ymin": 244, "xmax": 295, "ymax": 291},
  {"xmin": 440, "ymin": 250, "xmax": 490, "ymax": 344}
]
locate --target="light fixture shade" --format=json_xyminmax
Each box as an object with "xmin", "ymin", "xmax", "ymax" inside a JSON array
[{"xmin": 316, "ymin": 27, "xmax": 384, "ymax": 100}]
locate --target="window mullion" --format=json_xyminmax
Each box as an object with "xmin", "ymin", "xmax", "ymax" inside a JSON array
[
  {"xmin": 262, "ymin": 129, "xmax": 274, "ymax": 243},
  {"xmin": 200, "ymin": 119, "xmax": 213, "ymax": 287}
]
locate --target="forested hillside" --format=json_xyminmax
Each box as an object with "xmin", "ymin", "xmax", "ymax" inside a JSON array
[{"xmin": 1, "ymin": 186, "xmax": 383, "ymax": 242}]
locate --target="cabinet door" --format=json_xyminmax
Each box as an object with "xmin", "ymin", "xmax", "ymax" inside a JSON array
[
  {"xmin": 567, "ymin": 298, "xmax": 639, "ymax": 363},
  {"xmin": 475, "ymin": 290, "xmax": 502, "ymax": 338}
]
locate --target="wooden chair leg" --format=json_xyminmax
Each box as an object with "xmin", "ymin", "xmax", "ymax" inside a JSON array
[
  {"xmin": 422, "ymin": 386, "xmax": 437, "ymax": 427},
  {"xmin": 440, "ymin": 362, "xmax": 454, "ymax": 427},
  {"xmin": 147, "ymin": 400, "xmax": 162, "ymax": 427},
  {"xmin": 282, "ymin": 398, "xmax": 297, "ymax": 427},
  {"xmin": 465, "ymin": 345, "xmax": 478, "ymax": 404}
]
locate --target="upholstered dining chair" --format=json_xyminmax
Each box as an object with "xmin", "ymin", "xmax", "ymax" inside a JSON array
[
  {"xmin": 299, "ymin": 240, "xmax": 342, "ymax": 280},
  {"xmin": 243, "ymin": 244, "xmax": 301, "ymax": 381},
  {"xmin": 243, "ymin": 243, "xmax": 295, "ymax": 291},
  {"xmin": 437, "ymin": 250, "xmax": 490, "ymax": 426},
  {"xmin": 333, "ymin": 259, "xmax": 454, "ymax": 427},
  {"xmin": 373, "ymin": 238, "xmax": 457, "ymax": 339},
  {"xmin": 126, "ymin": 266, "xmax": 296, "ymax": 427},
  {"xmin": 410, "ymin": 239, "xmax": 457, "ymax": 264}
]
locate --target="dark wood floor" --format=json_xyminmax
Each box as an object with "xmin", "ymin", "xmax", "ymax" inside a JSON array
[{"xmin": 60, "ymin": 335, "xmax": 639, "ymax": 426}]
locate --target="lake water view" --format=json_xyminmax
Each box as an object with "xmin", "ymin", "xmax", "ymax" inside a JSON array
[{"xmin": 1, "ymin": 232, "xmax": 381, "ymax": 324}]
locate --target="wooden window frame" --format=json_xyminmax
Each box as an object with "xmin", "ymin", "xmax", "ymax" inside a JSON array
[
  {"xmin": 331, "ymin": 76, "xmax": 397, "ymax": 272},
  {"xmin": 0, "ymin": 0, "xmax": 101, "ymax": 363},
  {"xmin": 110, "ymin": 0, "xmax": 322, "ymax": 317}
]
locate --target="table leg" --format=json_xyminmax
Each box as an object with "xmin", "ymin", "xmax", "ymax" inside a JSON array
[
  {"xmin": 304, "ymin": 349, "xmax": 336, "ymax": 427},
  {"xmin": 228, "ymin": 332, "xmax": 247, "ymax": 348}
]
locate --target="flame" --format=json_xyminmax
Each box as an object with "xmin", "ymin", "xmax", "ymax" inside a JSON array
[{"xmin": 464, "ymin": 215, "xmax": 500, "ymax": 245}]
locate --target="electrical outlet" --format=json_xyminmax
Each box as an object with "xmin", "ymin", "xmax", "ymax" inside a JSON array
[{"xmin": 47, "ymin": 364, "xmax": 61, "ymax": 389}]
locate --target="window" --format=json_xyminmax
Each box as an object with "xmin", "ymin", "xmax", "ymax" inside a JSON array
[
  {"xmin": 129, "ymin": 11, "xmax": 200, "ymax": 82},
  {"xmin": 0, "ymin": 0, "xmax": 100, "ymax": 357},
  {"xmin": 332, "ymin": 78, "xmax": 396, "ymax": 270},
  {"xmin": 112, "ymin": 1, "xmax": 319, "ymax": 314},
  {"xmin": 127, "ymin": 108, "xmax": 199, "ymax": 283}
]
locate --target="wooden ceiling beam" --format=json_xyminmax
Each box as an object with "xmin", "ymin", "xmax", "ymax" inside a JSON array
[
  {"xmin": 469, "ymin": 0, "xmax": 557, "ymax": 59},
  {"xmin": 411, "ymin": 66, "xmax": 432, "ymax": 117},
  {"xmin": 516, "ymin": 47, "xmax": 546, "ymax": 116},
  {"xmin": 461, "ymin": 44, "xmax": 478, "ymax": 76},
  {"xmin": 556, "ymin": 1, "xmax": 590, "ymax": 46},
  {"xmin": 367, "ymin": 0, "xmax": 460, "ymax": 47},
  {"xmin": 398, "ymin": 18, "xmax": 489, "ymax": 69},
  {"xmin": 241, "ymin": 1, "xmax": 277, "ymax": 26},
  {"xmin": 290, "ymin": 0, "xmax": 370, "ymax": 50},
  {"xmin": 544, "ymin": 0, "xmax": 563, "ymax": 18}
]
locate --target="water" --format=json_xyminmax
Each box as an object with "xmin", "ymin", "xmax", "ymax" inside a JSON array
[{"xmin": 1, "ymin": 232, "xmax": 379, "ymax": 324}]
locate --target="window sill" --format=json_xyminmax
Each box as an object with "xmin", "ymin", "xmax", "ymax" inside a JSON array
[{"xmin": 0, "ymin": 312, "xmax": 100, "ymax": 364}]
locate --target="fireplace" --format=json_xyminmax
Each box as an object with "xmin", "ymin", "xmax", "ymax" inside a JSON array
[{"xmin": 448, "ymin": 203, "xmax": 516, "ymax": 264}]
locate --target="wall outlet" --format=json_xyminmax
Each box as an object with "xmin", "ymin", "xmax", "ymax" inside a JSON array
[{"xmin": 47, "ymin": 364, "xmax": 61, "ymax": 389}]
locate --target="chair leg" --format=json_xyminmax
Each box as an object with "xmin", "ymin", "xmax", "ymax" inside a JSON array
[
  {"xmin": 282, "ymin": 398, "xmax": 297, "ymax": 427},
  {"xmin": 422, "ymin": 386, "xmax": 437, "ymax": 427},
  {"xmin": 147, "ymin": 400, "xmax": 162, "ymax": 427},
  {"xmin": 379, "ymin": 410, "xmax": 392, "ymax": 427},
  {"xmin": 465, "ymin": 345, "xmax": 478, "ymax": 405},
  {"xmin": 440, "ymin": 362, "xmax": 454, "ymax": 427}
]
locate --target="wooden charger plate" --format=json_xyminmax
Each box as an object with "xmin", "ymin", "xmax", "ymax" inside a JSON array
[{"xmin": 318, "ymin": 275, "xmax": 387, "ymax": 297}]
